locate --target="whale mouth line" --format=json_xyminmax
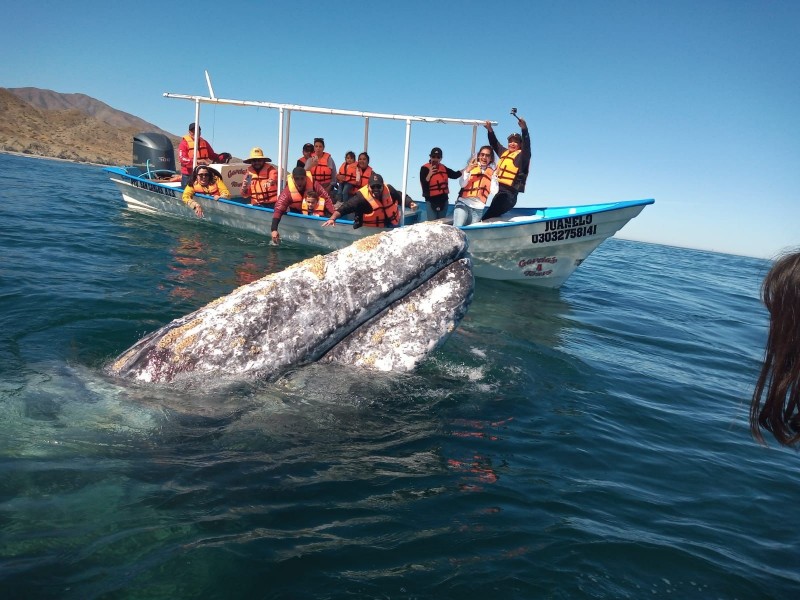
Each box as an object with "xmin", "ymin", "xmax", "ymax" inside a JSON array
[{"xmin": 308, "ymin": 254, "xmax": 472, "ymax": 365}]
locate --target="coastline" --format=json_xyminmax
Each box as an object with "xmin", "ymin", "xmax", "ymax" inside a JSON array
[{"xmin": 0, "ymin": 149, "xmax": 109, "ymax": 167}]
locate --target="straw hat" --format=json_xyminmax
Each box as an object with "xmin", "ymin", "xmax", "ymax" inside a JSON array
[{"xmin": 244, "ymin": 147, "xmax": 272, "ymax": 163}]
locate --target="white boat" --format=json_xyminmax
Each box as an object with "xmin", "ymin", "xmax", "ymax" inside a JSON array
[{"xmin": 105, "ymin": 75, "xmax": 654, "ymax": 288}]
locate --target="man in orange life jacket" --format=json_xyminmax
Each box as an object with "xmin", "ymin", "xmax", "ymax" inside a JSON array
[
  {"xmin": 322, "ymin": 172, "xmax": 400, "ymax": 230},
  {"xmin": 420, "ymin": 147, "xmax": 462, "ymax": 221},
  {"xmin": 240, "ymin": 147, "xmax": 278, "ymax": 207},
  {"xmin": 482, "ymin": 118, "xmax": 530, "ymax": 221},
  {"xmin": 178, "ymin": 123, "xmax": 221, "ymax": 187},
  {"xmin": 270, "ymin": 167, "xmax": 335, "ymax": 245}
]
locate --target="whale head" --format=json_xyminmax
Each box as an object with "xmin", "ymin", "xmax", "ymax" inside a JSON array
[{"xmin": 108, "ymin": 222, "xmax": 473, "ymax": 383}]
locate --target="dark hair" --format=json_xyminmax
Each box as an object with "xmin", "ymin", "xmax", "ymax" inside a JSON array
[
  {"xmin": 478, "ymin": 145, "xmax": 494, "ymax": 160},
  {"xmin": 358, "ymin": 152, "xmax": 369, "ymax": 161},
  {"xmin": 303, "ymin": 143, "xmax": 313, "ymax": 152},
  {"xmin": 313, "ymin": 137, "xmax": 325, "ymax": 146},
  {"xmin": 292, "ymin": 166, "xmax": 307, "ymax": 178},
  {"xmin": 345, "ymin": 151, "xmax": 356, "ymax": 160},
  {"xmin": 751, "ymin": 251, "xmax": 800, "ymax": 446}
]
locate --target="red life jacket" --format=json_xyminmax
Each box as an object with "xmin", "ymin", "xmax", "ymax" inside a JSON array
[{"xmin": 424, "ymin": 162, "xmax": 449, "ymax": 196}]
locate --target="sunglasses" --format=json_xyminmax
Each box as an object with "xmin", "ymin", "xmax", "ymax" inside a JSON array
[
  {"xmin": 478, "ymin": 153, "xmax": 491, "ymax": 158},
  {"xmin": 198, "ymin": 172, "xmax": 210, "ymax": 177}
]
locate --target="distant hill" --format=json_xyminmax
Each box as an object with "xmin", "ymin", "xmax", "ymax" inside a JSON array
[{"xmin": 0, "ymin": 87, "xmax": 180, "ymax": 165}]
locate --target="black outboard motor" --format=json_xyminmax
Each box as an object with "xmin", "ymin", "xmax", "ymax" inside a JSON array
[{"xmin": 133, "ymin": 132, "xmax": 176, "ymax": 176}]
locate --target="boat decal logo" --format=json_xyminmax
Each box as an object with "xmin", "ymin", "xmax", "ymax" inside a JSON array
[{"xmin": 518, "ymin": 256, "xmax": 557, "ymax": 278}]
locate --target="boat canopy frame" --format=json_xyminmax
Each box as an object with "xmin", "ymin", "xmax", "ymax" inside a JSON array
[{"xmin": 164, "ymin": 74, "xmax": 496, "ymax": 222}]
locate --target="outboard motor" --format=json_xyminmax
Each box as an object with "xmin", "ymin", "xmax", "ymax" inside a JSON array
[{"xmin": 133, "ymin": 132, "xmax": 176, "ymax": 176}]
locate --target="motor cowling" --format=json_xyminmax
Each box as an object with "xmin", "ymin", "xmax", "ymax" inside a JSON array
[{"xmin": 133, "ymin": 132, "xmax": 176, "ymax": 174}]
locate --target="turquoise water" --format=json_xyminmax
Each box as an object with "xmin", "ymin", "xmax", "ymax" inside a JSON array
[{"xmin": 0, "ymin": 153, "xmax": 796, "ymax": 599}]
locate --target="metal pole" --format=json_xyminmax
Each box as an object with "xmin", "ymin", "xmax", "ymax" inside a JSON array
[
  {"xmin": 400, "ymin": 118, "xmax": 412, "ymax": 227},
  {"xmin": 277, "ymin": 108, "xmax": 285, "ymax": 190},
  {"xmin": 363, "ymin": 117, "xmax": 370, "ymax": 153},
  {"xmin": 192, "ymin": 99, "xmax": 200, "ymax": 174}
]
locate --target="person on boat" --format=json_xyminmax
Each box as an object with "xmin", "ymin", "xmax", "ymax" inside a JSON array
[
  {"xmin": 178, "ymin": 123, "xmax": 222, "ymax": 187},
  {"xmin": 354, "ymin": 152, "xmax": 373, "ymax": 190},
  {"xmin": 181, "ymin": 166, "xmax": 231, "ymax": 218},
  {"xmin": 420, "ymin": 147, "xmax": 462, "ymax": 221},
  {"xmin": 305, "ymin": 137, "xmax": 337, "ymax": 195},
  {"xmin": 335, "ymin": 151, "xmax": 359, "ymax": 204},
  {"xmin": 240, "ymin": 147, "xmax": 278, "ymax": 207},
  {"xmin": 335, "ymin": 152, "xmax": 373, "ymax": 209},
  {"xmin": 482, "ymin": 118, "xmax": 530, "ymax": 221},
  {"xmin": 296, "ymin": 142, "xmax": 314, "ymax": 168},
  {"xmin": 750, "ymin": 251, "xmax": 800, "ymax": 447},
  {"xmin": 270, "ymin": 167, "xmax": 335, "ymax": 244},
  {"xmin": 322, "ymin": 172, "xmax": 400, "ymax": 229},
  {"xmin": 453, "ymin": 145, "xmax": 495, "ymax": 226}
]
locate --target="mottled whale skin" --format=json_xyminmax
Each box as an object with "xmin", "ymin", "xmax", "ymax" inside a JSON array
[{"xmin": 108, "ymin": 222, "xmax": 473, "ymax": 383}]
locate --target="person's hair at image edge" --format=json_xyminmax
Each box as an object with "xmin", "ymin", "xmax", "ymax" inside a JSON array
[{"xmin": 750, "ymin": 249, "xmax": 800, "ymax": 446}]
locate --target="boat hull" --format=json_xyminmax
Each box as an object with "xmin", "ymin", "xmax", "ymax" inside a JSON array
[{"xmin": 106, "ymin": 167, "xmax": 653, "ymax": 288}]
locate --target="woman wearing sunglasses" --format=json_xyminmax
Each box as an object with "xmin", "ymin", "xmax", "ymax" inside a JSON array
[{"xmin": 182, "ymin": 165, "xmax": 231, "ymax": 218}]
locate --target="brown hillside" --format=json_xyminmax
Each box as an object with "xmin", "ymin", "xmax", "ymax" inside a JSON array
[{"xmin": 0, "ymin": 87, "xmax": 180, "ymax": 165}]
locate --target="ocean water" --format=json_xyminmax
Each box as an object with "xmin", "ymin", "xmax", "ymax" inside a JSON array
[{"xmin": 0, "ymin": 153, "xmax": 796, "ymax": 599}]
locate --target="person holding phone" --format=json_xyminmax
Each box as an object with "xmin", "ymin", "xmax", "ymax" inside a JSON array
[{"xmin": 419, "ymin": 147, "xmax": 462, "ymax": 221}]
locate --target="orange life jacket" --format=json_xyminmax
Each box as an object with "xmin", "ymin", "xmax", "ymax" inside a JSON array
[
  {"xmin": 495, "ymin": 150, "xmax": 522, "ymax": 188},
  {"xmin": 424, "ymin": 162, "xmax": 450, "ymax": 197},
  {"xmin": 310, "ymin": 152, "xmax": 333, "ymax": 186},
  {"xmin": 301, "ymin": 196, "xmax": 327, "ymax": 216},
  {"xmin": 192, "ymin": 180, "xmax": 222, "ymax": 196},
  {"xmin": 183, "ymin": 135, "xmax": 214, "ymax": 162},
  {"xmin": 359, "ymin": 184, "xmax": 400, "ymax": 227},
  {"xmin": 287, "ymin": 172, "xmax": 316, "ymax": 211},
  {"xmin": 461, "ymin": 165, "xmax": 494, "ymax": 204},
  {"xmin": 245, "ymin": 165, "xmax": 278, "ymax": 206},
  {"xmin": 355, "ymin": 166, "xmax": 373, "ymax": 190},
  {"xmin": 338, "ymin": 162, "xmax": 359, "ymax": 185}
]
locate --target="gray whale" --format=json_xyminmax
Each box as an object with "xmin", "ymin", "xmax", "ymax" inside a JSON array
[{"xmin": 108, "ymin": 222, "xmax": 473, "ymax": 383}]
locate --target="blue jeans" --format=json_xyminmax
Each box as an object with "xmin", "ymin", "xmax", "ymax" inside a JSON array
[
  {"xmin": 337, "ymin": 183, "xmax": 353, "ymax": 203},
  {"xmin": 452, "ymin": 200, "xmax": 484, "ymax": 226}
]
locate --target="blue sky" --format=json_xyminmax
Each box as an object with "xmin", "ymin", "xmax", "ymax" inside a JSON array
[{"xmin": 4, "ymin": 0, "xmax": 798, "ymax": 258}]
